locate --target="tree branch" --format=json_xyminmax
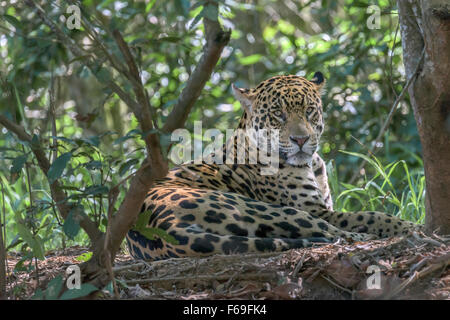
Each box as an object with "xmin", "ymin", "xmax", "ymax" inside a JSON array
[
  {"xmin": 26, "ymin": 0, "xmax": 141, "ymax": 120},
  {"xmin": 162, "ymin": 18, "xmax": 231, "ymax": 133},
  {"xmin": 24, "ymin": 1, "xmax": 231, "ymax": 292},
  {"xmin": 87, "ymin": 18, "xmax": 231, "ymax": 288}
]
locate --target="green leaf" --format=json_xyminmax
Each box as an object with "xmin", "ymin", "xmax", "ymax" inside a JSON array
[
  {"xmin": 84, "ymin": 160, "xmax": 102, "ymax": 170},
  {"xmin": 31, "ymin": 134, "xmax": 40, "ymax": 147},
  {"xmin": 75, "ymin": 252, "xmax": 93, "ymax": 262},
  {"xmin": 179, "ymin": 0, "xmax": 191, "ymax": 16},
  {"xmin": 104, "ymin": 281, "xmax": 114, "ymax": 294},
  {"xmin": 63, "ymin": 207, "xmax": 82, "ymax": 240},
  {"xmin": 16, "ymin": 223, "xmax": 45, "ymax": 260},
  {"xmin": 189, "ymin": 11, "xmax": 204, "ymax": 30},
  {"xmin": 83, "ymin": 185, "xmax": 109, "ymax": 196},
  {"xmin": 113, "ymin": 129, "xmax": 142, "ymax": 145},
  {"xmin": 134, "ymin": 210, "xmax": 152, "ymax": 230},
  {"xmin": 47, "ymin": 152, "xmax": 72, "ymax": 184},
  {"xmin": 238, "ymin": 54, "xmax": 262, "ymax": 66},
  {"xmin": 68, "ymin": 54, "xmax": 93, "ymax": 65},
  {"xmin": 77, "ymin": 136, "xmax": 100, "ymax": 147},
  {"xmin": 138, "ymin": 227, "xmax": 179, "ymax": 245},
  {"xmin": 119, "ymin": 158, "xmax": 139, "ymax": 176},
  {"xmin": 159, "ymin": 132, "xmax": 173, "ymax": 159},
  {"xmin": 31, "ymin": 288, "xmax": 44, "ymax": 300},
  {"xmin": 11, "ymin": 155, "xmax": 27, "ymax": 174},
  {"xmin": 45, "ymin": 275, "xmax": 64, "ymax": 300},
  {"xmin": 59, "ymin": 283, "xmax": 98, "ymax": 300},
  {"xmin": 4, "ymin": 14, "xmax": 21, "ymax": 29},
  {"xmin": 94, "ymin": 68, "xmax": 111, "ymax": 84},
  {"xmin": 133, "ymin": 210, "xmax": 178, "ymax": 244},
  {"xmin": 145, "ymin": 0, "xmax": 157, "ymax": 12},
  {"xmin": 190, "ymin": 0, "xmax": 206, "ymax": 11},
  {"xmin": 50, "ymin": 136, "xmax": 77, "ymax": 145}
]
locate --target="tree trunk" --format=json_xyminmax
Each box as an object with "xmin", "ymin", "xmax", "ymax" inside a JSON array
[
  {"xmin": 0, "ymin": 224, "xmax": 5, "ymax": 300},
  {"xmin": 397, "ymin": 0, "xmax": 450, "ymax": 234}
]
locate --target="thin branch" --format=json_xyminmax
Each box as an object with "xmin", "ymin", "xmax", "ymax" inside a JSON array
[
  {"xmin": 111, "ymin": 30, "xmax": 154, "ymax": 134},
  {"xmin": 162, "ymin": 18, "xmax": 231, "ymax": 133},
  {"xmin": 110, "ymin": 29, "xmax": 166, "ymax": 185},
  {"xmin": 80, "ymin": 16, "xmax": 130, "ymax": 80},
  {"xmin": 0, "ymin": 115, "xmax": 102, "ymax": 243},
  {"xmin": 349, "ymin": 48, "xmax": 425, "ymax": 184},
  {"xmin": 385, "ymin": 252, "xmax": 450, "ymax": 299},
  {"xmin": 26, "ymin": 0, "xmax": 140, "ymax": 119},
  {"xmin": 49, "ymin": 70, "xmax": 58, "ymax": 163}
]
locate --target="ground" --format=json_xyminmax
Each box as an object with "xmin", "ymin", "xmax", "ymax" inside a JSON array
[{"xmin": 4, "ymin": 232, "xmax": 450, "ymax": 300}]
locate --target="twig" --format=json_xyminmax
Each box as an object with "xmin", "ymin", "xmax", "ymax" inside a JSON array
[
  {"xmin": 292, "ymin": 252, "xmax": 307, "ymax": 278},
  {"xmin": 389, "ymin": 21, "xmax": 400, "ymax": 99},
  {"xmin": 162, "ymin": 18, "xmax": 231, "ymax": 133},
  {"xmin": 409, "ymin": 257, "xmax": 429, "ymax": 273},
  {"xmin": 412, "ymin": 231, "xmax": 445, "ymax": 247},
  {"xmin": 111, "ymin": 30, "xmax": 157, "ymax": 151},
  {"xmin": 349, "ymin": 48, "xmax": 426, "ymax": 184},
  {"xmin": 49, "ymin": 70, "xmax": 58, "ymax": 163},
  {"xmin": 124, "ymin": 272, "xmax": 277, "ymax": 287},
  {"xmin": 321, "ymin": 274, "xmax": 353, "ymax": 295},
  {"xmin": 385, "ymin": 253, "xmax": 450, "ymax": 299},
  {"xmin": 113, "ymin": 262, "xmax": 146, "ymax": 273},
  {"xmin": 26, "ymin": 1, "xmax": 141, "ymax": 121}
]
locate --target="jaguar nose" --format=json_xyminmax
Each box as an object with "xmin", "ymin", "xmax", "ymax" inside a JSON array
[{"xmin": 290, "ymin": 135, "xmax": 310, "ymax": 147}]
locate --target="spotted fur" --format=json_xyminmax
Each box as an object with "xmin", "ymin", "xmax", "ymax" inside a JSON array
[{"xmin": 126, "ymin": 73, "xmax": 419, "ymax": 260}]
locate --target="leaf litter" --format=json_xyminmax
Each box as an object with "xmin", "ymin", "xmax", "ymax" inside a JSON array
[{"xmin": 4, "ymin": 231, "xmax": 449, "ymax": 300}]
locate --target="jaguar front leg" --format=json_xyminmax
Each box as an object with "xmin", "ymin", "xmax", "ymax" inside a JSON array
[{"xmin": 312, "ymin": 152, "xmax": 333, "ymax": 210}]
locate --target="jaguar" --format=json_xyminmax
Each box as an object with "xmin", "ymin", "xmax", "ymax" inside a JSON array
[{"xmin": 126, "ymin": 72, "xmax": 419, "ymax": 260}]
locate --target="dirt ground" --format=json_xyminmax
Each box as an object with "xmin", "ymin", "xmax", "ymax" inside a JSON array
[{"xmin": 4, "ymin": 231, "xmax": 450, "ymax": 300}]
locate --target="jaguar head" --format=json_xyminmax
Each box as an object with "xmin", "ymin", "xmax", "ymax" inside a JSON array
[{"xmin": 232, "ymin": 72, "xmax": 325, "ymax": 166}]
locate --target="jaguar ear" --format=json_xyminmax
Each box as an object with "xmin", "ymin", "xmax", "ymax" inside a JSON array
[
  {"xmin": 232, "ymin": 83, "xmax": 254, "ymax": 114},
  {"xmin": 311, "ymin": 71, "xmax": 326, "ymax": 91}
]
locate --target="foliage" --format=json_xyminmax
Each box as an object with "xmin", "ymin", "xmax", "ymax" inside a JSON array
[
  {"xmin": 31, "ymin": 275, "xmax": 98, "ymax": 300},
  {"xmin": 0, "ymin": 0, "xmax": 423, "ymax": 268},
  {"xmin": 328, "ymin": 151, "xmax": 425, "ymax": 223},
  {"xmin": 131, "ymin": 210, "xmax": 179, "ymax": 245}
]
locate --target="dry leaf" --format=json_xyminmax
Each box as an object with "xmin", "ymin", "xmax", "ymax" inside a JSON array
[{"xmin": 325, "ymin": 258, "xmax": 361, "ymax": 288}]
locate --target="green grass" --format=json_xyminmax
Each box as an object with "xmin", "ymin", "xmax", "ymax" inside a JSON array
[{"xmin": 327, "ymin": 151, "xmax": 425, "ymax": 224}]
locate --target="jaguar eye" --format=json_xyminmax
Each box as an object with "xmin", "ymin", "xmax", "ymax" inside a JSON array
[
  {"xmin": 273, "ymin": 110, "xmax": 286, "ymax": 122},
  {"xmin": 306, "ymin": 107, "xmax": 314, "ymax": 115}
]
